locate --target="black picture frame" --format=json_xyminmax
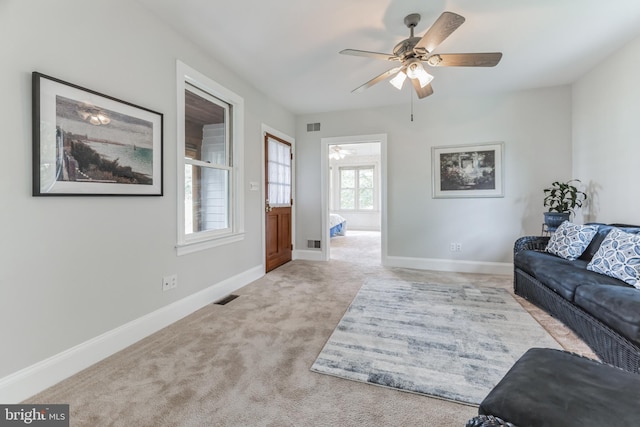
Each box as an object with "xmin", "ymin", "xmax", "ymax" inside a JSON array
[
  {"xmin": 432, "ymin": 142, "xmax": 504, "ymax": 198},
  {"xmin": 32, "ymin": 72, "xmax": 163, "ymax": 196}
]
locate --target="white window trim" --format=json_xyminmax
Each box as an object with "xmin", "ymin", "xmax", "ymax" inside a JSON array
[{"xmin": 176, "ymin": 60, "xmax": 245, "ymax": 256}]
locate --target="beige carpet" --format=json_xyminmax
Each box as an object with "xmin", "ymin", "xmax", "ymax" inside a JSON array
[{"xmin": 26, "ymin": 231, "xmax": 595, "ymax": 426}]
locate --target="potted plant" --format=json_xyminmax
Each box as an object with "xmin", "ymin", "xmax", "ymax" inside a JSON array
[{"xmin": 543, "ymin": 179, "xmax": 587, "ymax": 231}]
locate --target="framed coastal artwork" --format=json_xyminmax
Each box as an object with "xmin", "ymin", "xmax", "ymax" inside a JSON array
[
  {"xmin": 432, "ymin": 142, "xmax": 504, "ymax": 198},
  {"xmin": 32, "ymin": 72, "xmax": 163, "ymax": 196}
]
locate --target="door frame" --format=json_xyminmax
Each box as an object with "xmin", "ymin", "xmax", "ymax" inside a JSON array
[
  {"xmin": 261, "ymin": 124, "xmax": 295, "ymax": 273},
  {"xmin": 320, "ymin": 134, "xmax": 388, "ymax": 264}
]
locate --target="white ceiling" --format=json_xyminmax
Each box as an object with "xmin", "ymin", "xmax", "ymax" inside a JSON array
[{"xmin": 136, "ymin": 0, "xmax": 640, "ymax": 115}]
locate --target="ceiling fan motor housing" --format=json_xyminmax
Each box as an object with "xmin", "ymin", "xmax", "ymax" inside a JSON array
[{"xmin": 393, "ymin": 37, "xmax": 422, "ymax": 61}]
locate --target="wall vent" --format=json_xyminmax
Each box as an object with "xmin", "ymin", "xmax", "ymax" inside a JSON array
[
  {"xmin": 307, "ymin": 240, "xmax": 321, "ymax": 249},
  {"xmin": 215, "ymin": 294, "xmax": 239, "ymax": 305},
  {"xmin": 306, "ymin": 122, "xmax": 321, "ymax": 132}
]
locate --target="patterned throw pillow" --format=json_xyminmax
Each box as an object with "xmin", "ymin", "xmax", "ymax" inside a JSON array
[
  {"xmin": 587, "ymin": 228, "xmax": 640, "ymax": 288},
  {"xmin": 545, "ymin": 221, "xmax": 598, "ymax": 261}
]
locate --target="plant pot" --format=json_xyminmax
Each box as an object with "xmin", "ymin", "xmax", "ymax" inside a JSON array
[{"xmin": 544, "ymin": 212, "xmax": 570, "ymax": 232}]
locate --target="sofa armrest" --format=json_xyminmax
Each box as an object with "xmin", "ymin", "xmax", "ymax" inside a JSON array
[
  {"xmin": 514, "ymin": 235, "xmax": 549, "ymax": 256},
  {"xmin": 465, "ymin": 415, "xmax": 518, "ymax": 427}
]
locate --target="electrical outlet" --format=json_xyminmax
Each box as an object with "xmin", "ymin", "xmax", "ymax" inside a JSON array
[
  {"xmin": 162, "ymin": 274, "xmax": 177, "ymax": 291},
  {"xmin": 455, "ymin": 243, "xmax": 462, "ymax": 252},
  {"xmin": 449, "ymin": 242, "xmax": 462, "ymax": 252}
]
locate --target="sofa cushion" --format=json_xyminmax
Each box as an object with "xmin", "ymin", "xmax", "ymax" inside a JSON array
[
  {"xmin": 545, "ymin": 221, "xmax": 598, "ymax": 260},
  {"xmin": 574, "ymin": 284, "xmax": 640, "ymax": 346},
  {"xmin": 515, "ymin": 249, "xmax": 587, "ymax": 277},
  {"xmin": 587, "ymin": 228, "xmax": 640, "ymax": 288},
  {"xmin": 478, "ymin": 348, "xmax": 640, "ymax": 427},
  {"xmin": 514, "ymin": 250, "xmax": 630, "ymax": 300},
  {"xmin": 536, "ymin": 263, "xmax": 631, "ymax": 301}
]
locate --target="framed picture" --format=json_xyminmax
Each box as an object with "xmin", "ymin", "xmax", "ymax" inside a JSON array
[
  {"xmin": 432, "ymin": 142, "xmax": 504, "ymax": 198},
  {"xmin": 32, "ymin": 72, "xmax": 163, "ymax": 196}
]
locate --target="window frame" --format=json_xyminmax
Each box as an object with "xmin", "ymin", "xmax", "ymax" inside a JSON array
[
  {"xmin": 338, "ymin": 165, "xmax": 377, "ymax": 211},
  {"xmin": 176, "ymin": 61, "xmax": 245, "ymax": 256}
]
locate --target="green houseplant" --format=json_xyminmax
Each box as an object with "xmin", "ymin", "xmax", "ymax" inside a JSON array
[{"xmin": 543, "ymin": 179, "xmax": 587, "ymax": 231}]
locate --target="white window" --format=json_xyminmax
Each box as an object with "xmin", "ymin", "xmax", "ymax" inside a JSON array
[
  {"xmin": 339, "ymin": 166, "xmax": 375, "ymax": 210},
  {"xmin": 176, "ymin": 61, "xmax": 244, "ymax": 255}
]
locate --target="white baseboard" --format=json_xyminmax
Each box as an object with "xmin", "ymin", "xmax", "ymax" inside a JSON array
[
  {"xmin": 293, "ymin": 249, "xmax": 324, "ymax": 261},
  {"xmin": 347, "ymin": 227, "xmax": 381, "ymax": 232},
  {"xmin": 385, "ymin": 256, "xmax": 512, "ymax": 275},
  {"xmin": 0, "ymin": 265, "xmax": 264, "ymax": 404}
]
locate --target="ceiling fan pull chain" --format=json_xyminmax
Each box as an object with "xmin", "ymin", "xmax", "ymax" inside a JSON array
[{"xmin": 410, "ymin": 87, "xmax": 414, "ymax": 122}]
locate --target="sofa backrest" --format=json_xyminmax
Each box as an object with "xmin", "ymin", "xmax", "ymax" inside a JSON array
[{"xmin": 579, "ymin": 223, "xmax": 640, "ymax": 261}]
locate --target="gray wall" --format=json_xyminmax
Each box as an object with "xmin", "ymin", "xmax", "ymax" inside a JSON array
[
  {"xmin": 295, "ymin": 87, "xmax": 573, "ymax": 265},
  {"xmin": 0, "ymin": 0, "xmax": 294, "ymax": 380},
  {"xmin": 573, "ymin": 34, "xmax": 640, "ymax": 224}
]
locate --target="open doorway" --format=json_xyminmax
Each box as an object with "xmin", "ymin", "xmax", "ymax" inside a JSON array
[
  {"xmin": 321, "ymin": 135, "xmax": 387, "ymax": 265},
  {"xmin": 330, "ymin": 230, "xmax": 381, "ymax": 266}
]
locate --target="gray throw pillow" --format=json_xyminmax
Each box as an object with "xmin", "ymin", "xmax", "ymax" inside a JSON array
[
  {"xmin": 545, "ymin": 221, "xmax": 598, "ymax": 261},
  {"xmin": 587, "ymin": 228, "xmax": 640, "ymax": 288}
]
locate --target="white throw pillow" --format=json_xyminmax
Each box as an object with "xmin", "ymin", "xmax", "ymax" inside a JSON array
[
  {"xmin": 587, "ymin": 228, "xmax": 640, "ymax": 288},
  {"xmin": 545, "ymin": 221, "xmax": 598, "ymax": 261}
]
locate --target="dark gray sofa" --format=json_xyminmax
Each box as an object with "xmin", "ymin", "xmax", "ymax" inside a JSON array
[{"xmin": 513, "ymin": 223, "xmax": 640, "ymax": 373}]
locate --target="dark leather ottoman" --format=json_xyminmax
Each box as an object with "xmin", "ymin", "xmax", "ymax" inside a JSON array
[{"xmin": 472, "ymin": 347, "xmax": 640, "ymax": 427}]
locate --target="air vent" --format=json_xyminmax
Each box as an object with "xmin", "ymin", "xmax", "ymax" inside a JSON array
[
  {"xmin": 215, "ymin": 294, "xmax": 239, "ymax": 305},
  {"xmin": 307, "ymin": 240, "xmax": 321, "ymax": 249},
  {"xmin": 306, "ymin": 122, "xmax": 321, "ymax": 132}
]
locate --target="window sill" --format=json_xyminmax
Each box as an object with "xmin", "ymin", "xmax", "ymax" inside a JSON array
[{"xmin": 176, "ymin": 232, "xmax": 245, "ymax": 256}]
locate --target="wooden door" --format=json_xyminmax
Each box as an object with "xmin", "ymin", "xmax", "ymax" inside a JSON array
[{"xmin": 265, "ymin": 133, "xmax": 292, "ymax": 272}]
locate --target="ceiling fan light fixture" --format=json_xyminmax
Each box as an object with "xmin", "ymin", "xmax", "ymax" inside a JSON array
[
  {"xmin": 406, "ymin": 60, "xmax": 433, "ymax": 88},
  {"xmin": 389, "ymin": 71, "xmax": 407, "ymax": 90},
  {"xmin": 416, "ymin": 69, "xmax": 433, "ymax": 88}
]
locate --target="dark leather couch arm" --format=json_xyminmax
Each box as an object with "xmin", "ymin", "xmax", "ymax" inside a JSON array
[
  {"xmin": 514, "ymin": 235, "xmax": 549, "ymax": 256},
  {"xmin": 466, "ymin": 415, "xmax": 518, "ymax": 427}
]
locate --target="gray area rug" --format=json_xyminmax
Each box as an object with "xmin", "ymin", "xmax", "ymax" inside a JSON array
[{"xmin": 311, "ymin": 278, "xmax": 562, "ymax": 405}]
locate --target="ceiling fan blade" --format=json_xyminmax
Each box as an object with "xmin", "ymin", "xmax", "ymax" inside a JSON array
[
  {"xmin": 426, "ymin": 52, "xmax": 503, "ymax": 67},
  {"xmin": 414, "ymin": 11, "xmax": 465, "ymax": 54},
  {"xmin": 411, "ymin": 79, "xmax": 434, "ymax": 99},
  {"xmin": 352, "ymin": 66, "xmax": 403, "ymax": 93},
  {"xmin": 340, "ymin": 49, "xmax": 397, "ymax": 61}
]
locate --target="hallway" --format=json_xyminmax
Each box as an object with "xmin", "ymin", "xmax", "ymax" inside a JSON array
[{"xmin": 330, "ymin": 230, "xmax": 381, "ymax": 266}]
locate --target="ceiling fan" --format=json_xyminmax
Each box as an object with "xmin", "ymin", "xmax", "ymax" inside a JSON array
[
  {"xmin": 329, "ymin": 145, "xmax": 354, "ymax": 160},
  {"xmin": 340, "ymin": 11, "xmax": 502, "ymax": 99}
]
